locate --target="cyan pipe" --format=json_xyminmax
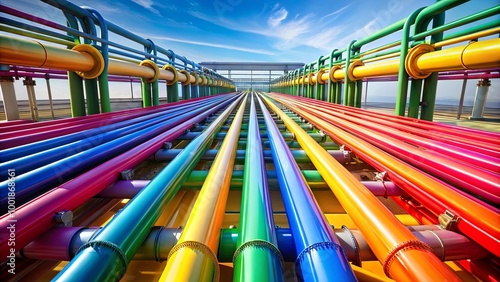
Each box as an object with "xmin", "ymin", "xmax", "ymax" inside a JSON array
[
  {"xmin": 0, "ymin": 96, "xmax": 230, "ymax": 210},
  {"xmin": 256, "ymin": 94, "xmax": 356, "ymax": 282},
  {"xmin": 233, "ymin": 94, "xmax": 284, "ymax": 281},
  {"xmin": 53, "ymin": 94, "xmax": 244, "ymax": 281}
]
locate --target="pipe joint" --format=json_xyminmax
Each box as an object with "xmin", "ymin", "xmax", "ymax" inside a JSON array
[
  {"xmin": 347, "ymin": 60, "xmax": 364, "ymax": 81},
  {"xmin": 232, "ymin": 239, "xmax": 284, "ymax": 267},
  {"xmin": 295, "ymin": 241, "xmax": 347, "ymax": 269},
  {"xmin": 167, "ymin": 241, "xmax": 220, "ymax": 281},
  {"xmin": 179, "ymin": 70, "xmax": 191, "ymax": 86},
  {"xmin": 162, "ymin": 64, "xmax": 178, "ymax": 86},
  {"xmin": 405, "ymin": 44, "xmax": 435, "ymax": 79},
  {"xmin": 382, "ymin": 240, "xmax": 433, "ymax": 278},
  {"xmin": 316, "ymin": 69, "xmax": 326, "ymax": 84},
  {"xmin": 341, "ymin": 225, "xmax": 361, "ymax": 266},
  {"xmin": 76, "ymin": 240, "xmax": 128, "ymax": 280},
  {"xmin": 139, "ymin": 59, "xmax": 160, "ymax": 83},
  {"xmin": 72, "ymin": 44, "xmax": 104, "ymax": 79},
  {"xmin": 329, "ymin": 65, "xmax": 342, "ymax": 82}
]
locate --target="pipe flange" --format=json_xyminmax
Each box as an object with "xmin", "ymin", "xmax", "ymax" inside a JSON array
[
  {"xmin": 139, "ymin": 59, "xmax": 160, "ymax": 83},
  {"xmin": 179, "ymin": 69, "xmax": 191, "ymax": 86},
  {"xmin": 341, "ymin": 225, "xmax": 361, "ymax": 266},
  {"xmin": 167, "ymin": 241, "xmax": 219, "ymax": 282},
  {"xmin": 295, "ymin": 241, "xmax": 347, "ymax": 270},
  {"xmin": 190, "ymin": 71, "xmax": 199, "ymax": 86},
  {"xmin": 405, "ymin": 44, "xmax": 435, "ymax": 79},
  {"xmin": 232, "ymin": 239, "xmax": 284, "ymax": 268},
  {"xmin": 77, "ymin": 240, "xmax": 128, "ymax": 280},
  {"xmin": 348, "ymin": 60, "xmax": 364, "ymax": 81},
  {"xmin": 316, "ymin": 69, "xmax": 326, "ymax": 85},
  {"xmin": 308, "ymin": 72, "xmax": 315, "ymax": 85},
  {"xmin": 72, "ymin": 44, "xmax": 104, "ymax": 79},
  {"xmin": 200, "ymin": 75, "xmax": 208, "ymax": 86},
  {"xmin": 383, "ymin": 240, "xmax": 433, "ymax": 278},
  {"xmin": 162, "ymin": 64, "xmax": 178, "ymax": 86},
  {"xmin": 329, "ymin": 65, "xmax": 342, "ymax": 82}
]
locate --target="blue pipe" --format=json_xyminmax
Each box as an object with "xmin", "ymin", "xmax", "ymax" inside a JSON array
[
  {"xmin": 53, "ymin": 94, "xmax": 244, "ymax": 282},
  {"xmin": 0, "ymin": 100, "xmax": 215, "ymax": 176},
  {"xmin": 0, "ymin": 96, "xmax": 232, "ymax": 211},
  {"xmin": 0, "ymin": 98, "xmax": 217, "ymax": 162},
  {"xmin": 257, "ymin": 94, "xmax": 356, "ymax": 282}
]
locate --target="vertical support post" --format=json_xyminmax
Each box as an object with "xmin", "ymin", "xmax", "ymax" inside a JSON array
[
  {"xmin": 23, "ymin": 77, "xmax": 39, "ymax": 121},
  {"xmin": 68, "ymin": 72, "xmax": 86, "ymax": 117},
  {"xmin": 141, "ymin": 79, "xmax": 152, "ymax": 107},
  {"xmin": 469, "ymin": 78, "xmax": 491, "ymax": 120},
  {"xmin": 408, "ymin": 80, "xmax": 423, "ymax": 118},
  {"xmin": 0, "ymin": 76, "xmax": 20, "ymax": 120},
  {"xmin": 344, "ymin": 41, "xmax": 357, "ymax": 106},
  {"xmin": 420, "ymin": 11, "xmax": 445, "ymax": 121},
  {"xmin": 85, "ymin": 78, "xmax": 100, "ymax": 114},
  {"xmin": 354, "ymin": 79, "xmax": 363, "ymax": 108},
  {"xmin": 363, "ymin": 79, "xmax": 369, "ymax": 109},
  {"xmin": 45, "ymin": 74, "xmax": 55, "ymax": 119},
  {"xmin": 129, "ymin": 77, "xmax": 134, "ymax": 99},
  {"xmin": 152, "ymin": 80, "xmax": 159, "ymax": 106},
  {"xmin": 457, "ymin": 74, "xmax": 468, "ymax": 119}
]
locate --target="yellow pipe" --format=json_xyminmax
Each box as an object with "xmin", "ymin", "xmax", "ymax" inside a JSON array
[
  {"xmin": 351, "ymin": 265, "xmax": 394, "ymax": 282},
  {"xmin": 416, "ymin": 38, "xmax": 500, "ymax": 72},
  {"xmin": 432, "ymin": 27, "xmax": 500, "ymax": 48},
  {"xmin": 0, "ymin": 34, "xmax": 94, "ymax": 72},
  {"xmin": 159, "ymin": 95, "xmax": 247, "ymax": 281},
  {"xmin": 262, "ymin": 94, "xmax": 460, "ymax": 281},
  {"xmin": 353, "ymin": 59, "xmax": 400, "ymax": 78}
]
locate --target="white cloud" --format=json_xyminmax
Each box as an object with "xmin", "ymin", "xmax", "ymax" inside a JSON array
[
  {"xmin": 148, "ymin": 35, "xmax": 276, "ymax": 56},
  {"xmin": 267, "ymin": 7, "xmax": 288, "ymax": 27},
  {"xmin": 131, "ymin": 0, "xmax": 160, "ymax": 15}
]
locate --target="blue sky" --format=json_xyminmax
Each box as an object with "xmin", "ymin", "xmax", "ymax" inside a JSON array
[{"xmin": 1, "ymin": 0, "xmax": 499, "ymax": 107}]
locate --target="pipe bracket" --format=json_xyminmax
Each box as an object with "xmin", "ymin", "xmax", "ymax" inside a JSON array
[
  {"xmin": 316, "ymin": 69, "xmax": 327, "ymax": 85},
  {"xmin": 190, "ymin": 71, "xmax": 198, "ymax": 86},
  {"xmin": 383, "ymin": 240, "xmax": 433, "ymax": 278},
  {"xmin": 438, "ymin": 210, "xmax": 460, "ymax": 231},
  {"xmin": 76, "ymin": 240, "xmax": 128, "ymax": 280},
  {"xmin": 72, "ymin": 44, "xmax": 104, "ymax": 79},
  {"xmin": 373, "ymin": 171, "xmax": 389, "ymax": 198},
  {"xmin": 232, "ymin": 239, "xmax": 284, "ymax": 268},
  {"xmin": 139, "ymin": 60, "xmax": 160, "ymax": 83},
  {"xmin": 179, "ymin": 70, "xmax": 191, "ymax": 86},
  {"xmin": 405, "ymin": 44, "xmax": 435, "ymax": 79},
  {"xmin": 167, "ymin": 240, "xmax": 219, "ymax": 282},
  {"xmin": 162, "ymin": 64, "xmax": 178, "ymax": 86}
]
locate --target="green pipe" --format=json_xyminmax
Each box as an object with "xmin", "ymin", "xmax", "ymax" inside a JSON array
[
  {"xmin": 420, "ymin": 6, "xmax": 446, "ymax": 121},
  {"xmin": 408, "ymin": 80, "xmax": 423, "ymax": 118},
  {"xmin": 182, "ymin": 84, "xmax": 190, "ymax": 100},
  {"xmin": 343, "ymin": 40, "xmax": 356, "ymax": 106},
  {"xmin": 85, "ymin": 78, "xmax": 100, "ymax": 114},
  {"xmin": 353, "ymin": 18, "xmax": 407, "ymax": 49},
  {"xmin": 152, "ymin": 80, "xmax": 159, "ymax": 106},
  {"xmin": 395, "ymin": 7, "xmax": 426, "ymax": 117},
  {"xmin": 68, "ymin": 71, "xmax": 86, "ymax": 117},
  {"xmin": 233, "ymin": 94, "xmax": 283, "ymax": 281},
  {"xmin": 54, "ymin": 95, "xmax": 244, "ymax": 282},
  {"xmin": 442, "ymin": 20, "xmax": 499, "ymax": 41},
  {"xmin": 411, "ymin": 6, "xmax": 500, "ymax": 41},
  {"xmin": 413, "ymin": 0, "xmax": 468, "ymax": 36},
  {"xmin": 98, "ymin": 72, "xmax": 111, "ymax": 112},
  {"xmin": 354, "ymin": 80, "xmax": 363, "ymax": 108},
  {"xmin": 141, "ymin": 80, "xmax": 151, "ymax": 107},
  {"xmin": 0, "ymin": 25, "xmax": 75, "ymax": 47},
  {"xmin": 167, "ymin": 82, "xmax": 179, "ymax": 103}
]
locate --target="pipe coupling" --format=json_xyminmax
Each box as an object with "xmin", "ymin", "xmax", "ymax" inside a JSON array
[
  {"xmin": 162, "ymin": 64, "xmax": 178, "ymax": 86},
  {"xmin": 72, "ymin": 44, "xmax": 104, "ymax": 79},
  {"xmin": 190, "ymin": 71, "xmax": 198, "ymax": 86},
  {"xmin": 179, "ymin": 69, "xmax": 191, "ymax": 86},
  {"xmin": 139, "ymin": 59, "xmax": 160, "ymax": 83},
  {"xmin": 329, "ymin": 65, "xmax": 342, "ymax": 82},
  {"xmin": 167, "ymin": 240, "xmax": 220, "ymax": 281},
  {"xmin": 405, "ymin": 44, "xmax": 435, "ymax": 79},
  {"xmin": 383, "ymin": 239, "xmax": 433, "ymax": 278},
  {"xmin": 316, "ymin": 69, "xmax": 327, "ymax": 85},
  {"xmin": 348, "ymin": 60, "xmax": 364, "ymax": 81},
  {"xmin": 232, "ymin": 239, "xmax": 284, "ymax": 267}
]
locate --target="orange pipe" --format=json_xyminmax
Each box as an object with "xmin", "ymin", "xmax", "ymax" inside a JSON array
[{"xmin": 264, "ymin": 94, "xmax": 460, "ymax": 281}]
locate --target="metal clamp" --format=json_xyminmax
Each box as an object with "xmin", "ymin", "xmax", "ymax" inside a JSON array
[
  {"xmin": 373, "ymin": 171, "xmax": 388, "ymax": 198},
  {"xmin": 438, "ymin": 210, "xmax": 460, "ymax": 231}
]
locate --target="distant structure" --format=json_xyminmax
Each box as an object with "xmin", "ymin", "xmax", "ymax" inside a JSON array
[{"xmin": 200, "ymin": 62, "xmax": 304, "ymax": 91}]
